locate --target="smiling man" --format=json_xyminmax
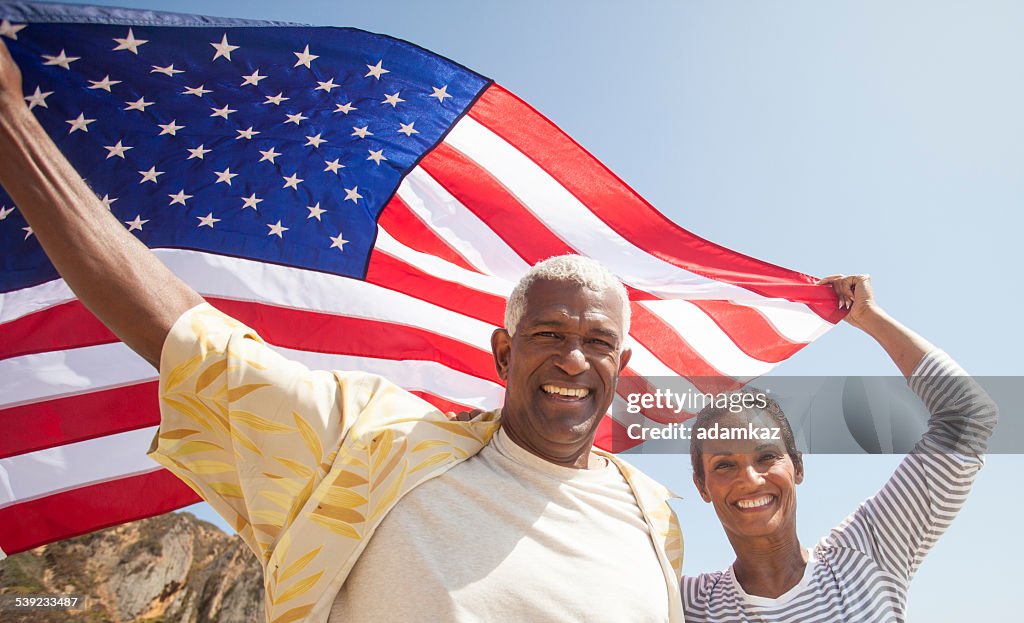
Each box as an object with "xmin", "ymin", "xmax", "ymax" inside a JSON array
[
  {"xmin": 331, "ymin": 257, "xmax": 679, "ymax": 622},
  {"xmin": 0, "ymin": 35, "xmax": 682, "ymax": 621},
  {"xmin": 492, "ymin": 261, "xmax": 633, "ymax": 468}
]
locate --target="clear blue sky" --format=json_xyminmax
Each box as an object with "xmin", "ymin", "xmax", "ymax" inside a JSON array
[{"xmin": 52, "ymin": 0, "xmax": 1021, "ymax": 619}]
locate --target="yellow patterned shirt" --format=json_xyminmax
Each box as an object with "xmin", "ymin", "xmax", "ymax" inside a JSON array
[{"xmin": 148, "ymin": 303, "xmax": 684, "ymax": 623}]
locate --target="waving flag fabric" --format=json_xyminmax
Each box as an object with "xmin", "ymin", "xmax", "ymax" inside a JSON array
[{"xmin": 0, "ymin": 2, "xmax": 842, "ymax": 558}]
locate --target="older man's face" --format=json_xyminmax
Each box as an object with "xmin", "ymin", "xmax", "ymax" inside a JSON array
[{"xmin": 491, "ymin": 278, "xmax": 631, "ymax": 466}]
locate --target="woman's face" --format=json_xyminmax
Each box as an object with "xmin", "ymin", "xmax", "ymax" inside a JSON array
[{"xmin": 694, "ymin": 410, "xmax": 803, "ymax": 541}]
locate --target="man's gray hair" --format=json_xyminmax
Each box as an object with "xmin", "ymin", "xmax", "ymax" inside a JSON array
[{"xmin": 505, "ymin": 255, "xmax": 631, "ymax": 343}]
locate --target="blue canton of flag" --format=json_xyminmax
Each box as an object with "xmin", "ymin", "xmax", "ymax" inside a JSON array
[{"xmin": 0, "ymin": 12, "xmax": 489, "ymax": 290}]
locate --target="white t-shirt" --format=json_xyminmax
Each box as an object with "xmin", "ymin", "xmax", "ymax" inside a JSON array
[{"xmin": 330, "ymin": 428, "xmax": 671, "ymax": 622}]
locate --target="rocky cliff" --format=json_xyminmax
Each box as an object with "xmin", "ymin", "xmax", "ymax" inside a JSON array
[{"xmin": 0, "ymin": 512, "xmax": 264, "ymax": 622}]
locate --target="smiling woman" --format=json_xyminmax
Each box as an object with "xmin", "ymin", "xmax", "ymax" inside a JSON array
[
  {"xmin": 691, "ymin": 401, "xmax": 803, "ymax": 548},
  {"xmin": 680, "ymin": 275, "xmax": 999, "ymax": 623}
]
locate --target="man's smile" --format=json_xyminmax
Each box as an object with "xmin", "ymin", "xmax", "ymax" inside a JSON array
[{"xmin": 540, "ymin": 384, "xmax": 591, "ymax": 400}]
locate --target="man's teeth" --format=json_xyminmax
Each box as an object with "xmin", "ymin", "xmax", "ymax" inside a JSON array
[
  {"xmin": 542, "ymin": 384, "xmax": 590, "ymax": 398},
  {"xmin": 736, "ymin": 495, "xmax": 774, "ymax": 509}
]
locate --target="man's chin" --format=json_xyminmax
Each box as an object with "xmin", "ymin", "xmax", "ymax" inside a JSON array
[{"xmin": 534, "ymin": 410, "xmax": 603, "ymax": 442}]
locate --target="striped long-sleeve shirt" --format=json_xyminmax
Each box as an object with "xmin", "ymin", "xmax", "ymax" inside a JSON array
[{"xmin": 681, "ymin": 350, "xmax": 999, "ymax": 623}]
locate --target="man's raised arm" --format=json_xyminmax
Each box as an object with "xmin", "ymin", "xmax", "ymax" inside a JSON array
[{"xmin": 0, "ymin": 40, "xmax": 203, "ymax": 368}]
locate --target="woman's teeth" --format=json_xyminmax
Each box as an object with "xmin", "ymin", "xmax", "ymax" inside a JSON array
[{"xmin": 736, "ymin": 495, "xmax": 774, "ymax": 509}]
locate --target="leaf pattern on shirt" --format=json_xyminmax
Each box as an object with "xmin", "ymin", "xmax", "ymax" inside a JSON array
[{"xmin": 151, "ymin": 304, "xmax": 682, "ymax": 623}]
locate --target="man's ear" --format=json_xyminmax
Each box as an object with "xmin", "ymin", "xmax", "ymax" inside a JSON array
[
  {"xmin": 491, "ymin": 328, "xmax": 512, "ymax": 381},
  {"xmin": 692, "ymin": 472, "xmax": 711, "ymax": 503},
  {"xmin": 794, "ymin": 452, "xmax": 804, "ymax": 485},
  {"xmin": 618, "ymin": 346, "xmax": 633, "ymax": 373}
]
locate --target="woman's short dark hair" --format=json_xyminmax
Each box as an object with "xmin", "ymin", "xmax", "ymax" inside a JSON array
[{"xmin": 689, "ymin": 391, "xmax": 802, "ymax": 484}]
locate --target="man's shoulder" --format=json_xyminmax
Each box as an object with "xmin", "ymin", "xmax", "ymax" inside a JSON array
[{"xmin": 600, "ymin": 451, "xmax": 679, "ymax": 501}]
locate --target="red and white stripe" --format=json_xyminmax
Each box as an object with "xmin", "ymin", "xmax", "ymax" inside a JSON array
[{"xmin": 0, "ymin": 84, "xmax": 841, "ymax": 557}]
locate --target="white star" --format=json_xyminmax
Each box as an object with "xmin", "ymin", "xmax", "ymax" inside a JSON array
[
  {"xmin": 323, "ymin": 158, "xmax": 344, "ymax": 174},
  {"xmin": 333, "ymin": 102, "xmax": 356, "ymax": 114},
  {"xmin": 210, "ymin": 104, "xmax": 237, "ymax": 119},
  {"xmin": 124, "ymin": 215, "xmax": 149, "ymax": 232},
  {"xmin": 210, "ymin": 34, "xmax": 239, "ymax": 61},
  {"xmin": 284, "ymin": 111, "xmax": 308, "ymax": 125},
  {"xmin": 0, "ymin": 19, "xmax": 27, "ymax": 40},
  {"xmin": 282, "ymin": 172, "xmax": 304, "ymax": 190},
  {"xmin": 382, "ymin": 92, "xmax": 405, "ymax": 107},
  {"xmin": 351, "ymin": 125, "xmax": 372, "ymax": 139},
  {"xmin": 66, "ymin": 113, "xmax": 95, "ymax": 134},
  {"xmin": 124, "ymin": 96, "xmax": 154, "ymax": 112},
  {"xmin": 259, "ymin": 147, "xmax": 282, "ymax": 163},
  {"xmin": 344, "ymin": 186, "xmax": 362, "ymax": 203},
  {"xmin": 112, "ymin": 28, "xmax": 148, "ymax": 54},
  {"xmin": 241, "ymin": 193, "xmax": 263, "ymax": 210},
  {"xmin": 264, "ymin": 92, "xmax": 289, "ymax": 106},
  {"xmin": 267, "ymin": 220, "xmax": 289, "ymax": 238},
  {"xmin": 104, "ymin": 140, "xmax": 133, "ymax": 159},
  {"xmin": 315, "ymin": 78, "xmax": 340, "ymax": 93},
  {"xmin": 157, "ymin": 120, "xmax": 185, "ymax": 136},
  {"xmin": 329, "ymin": 232, "xmax": 349, "ymax": 251},
  {"xmin": 293, "ymin": 45, "xmax": 318, "ymax": 68},
  {"xmin": 214, "ymin": 167, "xmax": 238, "ymax": 185},
  {"xmin": 364, "ymin": 60, "xmax": 389, "ymax": 80},
  {"xmin": 187, "ymin": 144, "xmax": 212, "ymax": 160},
  {"xmin": 367, "ymin": 149, "xmax": 388, "ymax": 165},
  {"xmin": 99, "ymin": 194, "xmax": 118, "ymax": 210},
  {"xmin": 429, "ymin": 85, "xmax": 453, "ymax": 102},
  {"xmin": 0, "ymin": 205, "xmax": 14, "ymax": 220},
  {"xmin": 22, "ymin": 226, "xmax": 34, "ymax": 239},
  {"xmin": 197, "ymin": 212, "xmax": 220, "ymax": 228},
  {"xmin": 236, "ymin": 126, "xmax": 260, "ymax": 140},
  {"xmin": 138, "ymin": 166, "xmax": 164, "ymax": 184},
  {"xmin": 24, "ymin": 87, "xmax": 52, "ymax": 110},
  {"xmin": 183, "ymin": 84, "xmax": 212, "ymax": 97},
  {"xmin": 42, "ymin": 49, "xmax": 80, "ymax": 70},
  {"xmin": 168, "ymin": 189, "xmax": 193, "ymax": 206},
  {"xmin": 398, "ymin": 121, "xmax": 419, "ymax": 137},
  {"xmin": 305, "ymin": 133, "xmax": 326, "ymax": 148},
  {"xmin": 88, "ymin": 75, "xmax": 121, "ymax": 92},
  {"xmin": 150, "ymin": 63, "xmax": 184, "ymax": 77},
  {"xmin": 241, "ymin": 69, "xmax": 267, "ymax": 86},
  {"xmin": 307, "ymin": 202, "xmax": 326, "ymax": 220}
]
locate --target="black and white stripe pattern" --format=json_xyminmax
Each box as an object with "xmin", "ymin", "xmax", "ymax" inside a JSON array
[{"xmin": 682, "ymin": 351, "xmax": 998, "ymax": 623}]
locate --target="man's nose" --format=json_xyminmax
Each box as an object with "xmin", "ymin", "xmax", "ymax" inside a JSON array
[{"xmin": 554, "ymin": 340, "xmax": 588, "ymax": 375}]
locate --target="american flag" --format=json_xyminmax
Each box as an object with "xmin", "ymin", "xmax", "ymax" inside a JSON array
[{"xmin": 0, "ymin": 3, "xmax": 842, "ymax": 557}]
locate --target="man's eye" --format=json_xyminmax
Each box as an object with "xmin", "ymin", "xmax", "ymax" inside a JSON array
[
  {"xmin": 588, "ymin": 338, "xmax": 613, "ymax": 349},
  {"xmin": 759, "ymin": 453, "xmax": 780, "ymax": 462},
  {"xmin": 713, "ymin": 462, "xmax": 734, "ymax": 471},
  {"xmin": 536, "ymin": 331, "xmax": 559, "ymax": 338}
]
